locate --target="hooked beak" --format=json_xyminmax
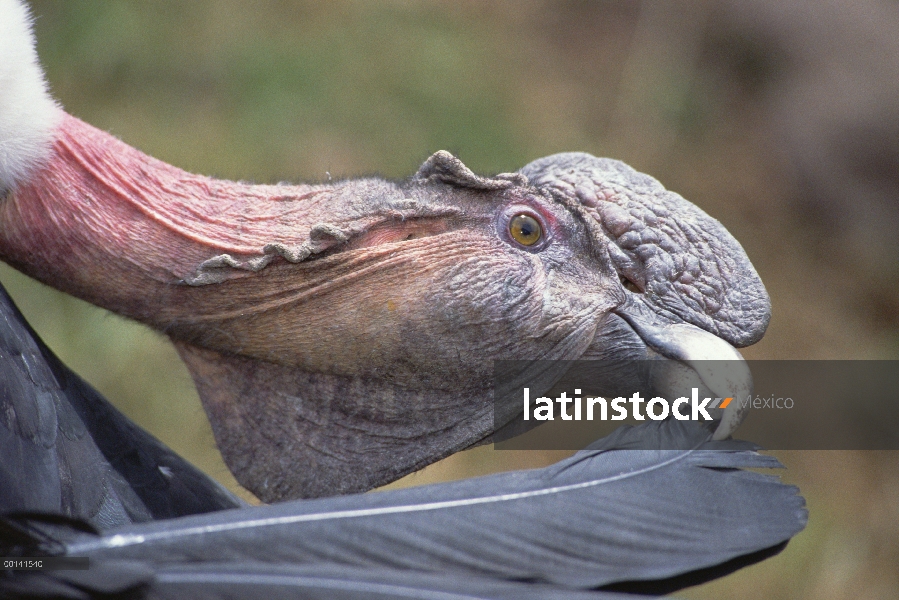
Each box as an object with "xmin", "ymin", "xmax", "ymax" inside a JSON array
[{"xmin": 614, "ymin": 307, "xmax": 751, "ymax": 440}]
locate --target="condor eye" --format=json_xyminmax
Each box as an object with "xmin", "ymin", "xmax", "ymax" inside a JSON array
[{"xmin": 509, "ymin": 214, "xmax": 543, "ymax": 246}]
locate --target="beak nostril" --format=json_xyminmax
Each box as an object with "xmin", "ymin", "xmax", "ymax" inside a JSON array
[{"xmin": 620, "ymin": 274, "xmax": 642, "ymax": 294}]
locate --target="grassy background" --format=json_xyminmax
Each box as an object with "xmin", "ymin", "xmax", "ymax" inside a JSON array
[{"xmin": 4, "ymin": 1, "xmax": 899, "ymax": 597}]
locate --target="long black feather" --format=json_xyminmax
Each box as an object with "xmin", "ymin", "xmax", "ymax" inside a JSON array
[
  {"xmin": 3, "ymin": 420, "xmax": 806, "ymax": 595},
  {"xmin": 3, "ymin": 562, "xmax": 660, "ymax": 600},
  {"xmin": 0, "ymin": 281, "xmax": 244, "ymax": 528}
]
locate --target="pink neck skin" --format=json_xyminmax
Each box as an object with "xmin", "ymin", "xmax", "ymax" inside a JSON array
[{"xmin": 0, "ymin": 112, "xmax": 343, "ymax": 319}]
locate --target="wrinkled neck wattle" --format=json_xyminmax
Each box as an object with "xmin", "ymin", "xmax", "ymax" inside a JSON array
[{"xmin": 0, "ymin": 113, "xmax": 332, "ymax": 321}]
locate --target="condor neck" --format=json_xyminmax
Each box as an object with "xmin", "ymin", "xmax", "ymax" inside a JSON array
[{"xmin": 0, "ymin": 112, "xmax": 341, "ymax": 323}]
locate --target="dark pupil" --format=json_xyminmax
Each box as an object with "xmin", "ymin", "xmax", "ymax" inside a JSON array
[{"xmin": 510, "ymin": 214, "xmax": 542, "ymax": 246}]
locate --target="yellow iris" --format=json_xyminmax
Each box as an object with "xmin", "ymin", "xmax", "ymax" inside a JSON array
[{"xmin": 509, "ymin": 214, "xmax": 542, "ymax": 246}]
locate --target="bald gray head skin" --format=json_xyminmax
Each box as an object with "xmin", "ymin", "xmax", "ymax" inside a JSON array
[{"xmin": 0, "ymin": 111, "xmax": 769, "ymax": 501}]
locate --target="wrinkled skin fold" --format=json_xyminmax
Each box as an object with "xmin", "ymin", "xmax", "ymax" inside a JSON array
[{"xmin": 0, "ymin": 113, "xmax": 770, "ymax": 501}]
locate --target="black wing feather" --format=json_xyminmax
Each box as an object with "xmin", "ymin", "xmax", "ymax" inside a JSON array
[
  {"xmin": 0, "ymin": 281, "xmax": 244, "ymax": 528},
  {"xmin": 26, "ymin": 421, "xmax": 806, "ymax": 594},
  {"xmin": 5, "ymin": 562, "xmax": 657, "ymax": 600}
]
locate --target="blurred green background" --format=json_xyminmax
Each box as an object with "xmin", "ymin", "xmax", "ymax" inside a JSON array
[{"xmin": 4, "ymin": 1, "xmax": 899, "ymax": 598}]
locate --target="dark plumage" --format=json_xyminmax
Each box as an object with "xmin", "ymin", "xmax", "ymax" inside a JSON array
[
  {"xmin": 0, "ymin": 283, "xmax": 806, "ymax": 597},
  {"xmin": 0, "ymin": 283, "xmax": 244, "ymax": 527}
]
